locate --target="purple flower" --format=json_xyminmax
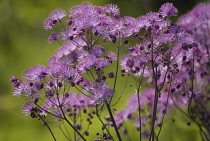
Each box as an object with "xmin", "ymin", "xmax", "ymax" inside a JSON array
[
  {"xmin": 136, "ymin": 15, "xmax": 151, "ymax": 29},
  {"xmin": 146, "ymin": 12, "xmax": 160, "ymax": 22},
  {"xmin": 22, "ymin": 102, "xmax": 33, "ymax": 116},
  {"xmin": 49, "ymin": 9, "xmax": 66, "ymax": 21},
  {"xmin": 95, "ymin": 58, "xmax": 109, "ymax": 68},
  {"xmin": 159, "ymin": 33, "xmax": 175, "ymax": 43},
  {"xmin": 48, "ymin": 32, "xmax": 57, "ymax": 43},
  {"xmin": 43, "ymin": 9, "xmax": 66, "ymax": 30},
  {"xmin": 55, "ymin": 37, "xmax": 86, "ymax": 59},
  {"xmin": 108, "ymin": 51, "xmax": 117, "ymax": 61},
  {"xmin": 89, "ymin": 82, "xmax": 114, "ymax": 102},
  {"xmin": 76, "ymin": 55, "xmax": 96, "ymax": 73},
  {"xmin": 159, "ymin": 3, "xmax": 178, "ymax": 18},
  {"xmin": 123, "ymin": 16, "xmax": 135, "ymax": 25},
  {"xmin": 89, "ymin": 45, "xmax": 105, "ymax": 57},
  {"xmin": 59, "ymin": 27, "xmax": 81, "ymax": 41},
  {"xmin": 105, "ymin": 4, "xmax": 119, "ymax": 14},
  {"xmin": 69, "ymin": 2, "xmax": 100, "ymax": 30},
  {"xmin": 176, "ymin": 32, "xmax": 196, "ymax": 46},
  {"xmin": 24, "ymin": 65, "xmax": 47, "ymax": 81},
  {"xmin": 121, "ymin": 54, "xmax": 135, "ymax": 72},
  {"xmin": 43, "ymin": 17, "xmax": 54, "ymax": 30},
  {"xmin": 45, "ymin": 89, "xmax": 55, "ymax": 98}
]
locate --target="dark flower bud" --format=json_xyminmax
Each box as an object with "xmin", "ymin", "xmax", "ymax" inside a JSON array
[
  {"xmin": 46, "ymin": 89, "xmax": 54, "ymax": 98},
  {"xmin": 96, "ymin": 78, "xmax": 101, "ymax": 83},
  {"xmin": 13, "ymin": 81, "xmax": 21, "ymax": 88},
  {"xmin": 182, "ymin": 56, "xmax": 187, "ymax": 62},
  {"xmin": 147, "ymin": 26, "xmax": 152, "ymax": 31},
  {"xmin": 10, "ymin": 76, "xmax": 17, "ymax": 83},
  {"xmin": 167, "ymin": 74, "xmax": 170, "ymax": 79},
  {"xmin": 36, "ymin": 83, "xmax": 44, "ymax": 90},
  {"xmin": 124, "ymin": 39, "xmax": 129, "ymax": 44},
  {"xmin": 109, "ymin": 34, "xmax": 117, "ymax": 43},
  {"xmin": 176, "ymin": 84, "xmax": 181, "ymax": 89},
  {"xmin": 58, "ymin": 82, "xmax": 62, "ymax": 87},
  {"xmin": 171, "ymin": 88, "xmax": 175, "ymax": 93},
  {"xmin": 75, "ymin": 124, "xmax": 82, "ymax": 130},
  {"xmin": 135, "ymin": 67, "xmax": 140, "ymax": 72},
  {"xmin": 84, "ymin": 131, "xmax": 89, "ymax": 136},
  {"xmin": 30, "ymin": 112, "xmax": 37, "ymax": 118},
  {"xmin": 29, "ymin": 82, "xmax": 33, "ymax": 86},
  {"xmin": 66, "ymin": 20, "xmax": 73, "ymax": 26},
  {"xmin": 41, "ymin": 72, "xmax": 48, "ymax": 77},
  {"xmin": 187, "ymin": 121, "xmax": 191, "ymax": 126},
  {"xmin": 108, "ymin": 72, "xmax": 115, "ymax": 78},
  {"xmin": 52, "ymin": 20, "xmax": 57, "ymax": 24},
  {"xmin": 182, "ymin": 44, "xmax": 192, "ymax": 50},
  {"xmin": 71, "ymin": 82, "xmax": 75, "ymax": 87},
  {"xmin": 102, "ymin": 76, "xmax": 106, "ymax": 81},
  {"xmin": 157, "ymin": 123, "xmax": 162, "ymax": 128},
  {"xmin": 69, "ymin": 36, "xmax": 74, "ymax": 40},
  {"xmin": 175, "ymin": 69, "xmax": 179, "ymax": 73},
  {"xmin": 126, "ymin": 60, "xmax": 134, "ymax": 68},
  {"xmin": 49, "ymin": 82, "xmax": 54, "ymax": 87},
  {"xmin": 33, "ymin": 98, "xmax": 39, "ymax": 104},
  {"xmin": 94, "ymin": 31, "xmax": 99, "ymax": 36},
  {"xmin": 102, "ymin": 126, "xmax": 106, "ymax": 130},
  {"xmin": 134, "ymin": 33, "xmax": 138, "ymax": 38},
  {"xmin": 136, "ymin": 36, "xmax": 143, "ymax": 41},
  {"xmin": 127, "ymin": 114, "xmax": 132, "ymax": 119},
  {"xmin": 140, "ymin": 46, "xmax": 144, "ymax": 50},
  {"xmin": 173, "ymin": 64, "xmax": 178, "ymax": 68},
  {"xmin": 102, "ymin": 132, "xmax": 107, "ymax": 138},
  {"xmin": 147, "ymin": 44, "xmax": 151, "ymax": 49},
  {"xmin": 159, "ymin": 46, "xmax": 165, "ymax": 51},
  {"xmin": 155, "ymin": 25, "xmax": 159, "ymax": 29},
  {"xmin": 159, "ymin": 14, "xmax": 163, "ymax": 18}
]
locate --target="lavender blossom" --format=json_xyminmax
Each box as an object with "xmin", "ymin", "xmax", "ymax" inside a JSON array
[
  {"xmin": 159, "ymin": 3, "xmax": 178, "ymax": 18},
  {"xmin": 11, "ymin": 2, "xmax": 210, "ymax": 141}
]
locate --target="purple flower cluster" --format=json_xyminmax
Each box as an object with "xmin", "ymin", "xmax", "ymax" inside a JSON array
[
  {"xmin": 177, "ymin": 2, "xmax": 210, "ymax": 135},
  {"xmin": 11, "ymin": 2, "xmax": 210, "ymax": 141}
]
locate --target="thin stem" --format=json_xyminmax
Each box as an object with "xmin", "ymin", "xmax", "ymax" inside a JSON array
[
  {"xmin": 149, "ymin": 35, "xmax": 159, "ymax": 141},
  {"xmin": 74, "ymin": 115, "xmax": 76, "ymax": 141},
  {"xmin": 136, "ymin": 76, "xmax": 144, "ymax": 141},
  {"xmin": 157, "ymin": 75, "xmax": 172, "ymax": 138},
  {"xmin": 96, "ymin": 105, "xmax": 114, "ymax": 141},
  {"xmin": 109, "ymin": 43, "xmax": 120, "ymax": 104},
  {"xmin": 56, "ymin": 93, "xmax": 86, "ymax": 141},
  {"xmin": 106, "ymin": 103, "xmax": 122, "ymax": 141},
  {"xmin": 38, "ymin": 115, "xmax": 57, "ymax": 141},
  {"xmin": 63, "ymin": 113, "xmax": 87, "ymax": 141},
  {"xmin": 112, "ymin": 74, "xmax": 129, "ymax": 107},
  {"xmin": 188, "ymin": 53, "xmax": 195, "ymax": 117}
]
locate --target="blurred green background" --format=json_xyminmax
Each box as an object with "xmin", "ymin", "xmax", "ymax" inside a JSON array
[{"xmin": 0, "ymin": 0, "xmax": 209, "ymax": 140}]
